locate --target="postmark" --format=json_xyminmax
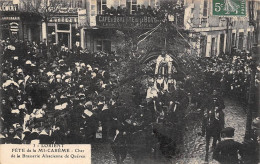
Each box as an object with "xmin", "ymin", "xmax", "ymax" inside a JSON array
[{"xmin": 212, "ymin": 0, "xmax": 246, "ymax": 16}]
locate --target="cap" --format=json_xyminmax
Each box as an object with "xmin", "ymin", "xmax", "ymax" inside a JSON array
[{"xmin": 221, "ymin": 127, "xmax": 235, "ymax": 137}]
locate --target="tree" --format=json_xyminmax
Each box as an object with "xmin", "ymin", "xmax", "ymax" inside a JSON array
[
  {"xmin": 107, "ymin": 0, "xmax": 192, "ymax": 111},
  {"xmin": 112, "ymin": 1, "xmax": 185, "ymax": 62}
]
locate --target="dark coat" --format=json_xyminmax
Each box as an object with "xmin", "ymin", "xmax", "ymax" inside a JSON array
[
  {"xmin": 39, "ymin": 134, "xmax": 53, "ymax": 144},
  {"xmin": 212, "ymin": 94, "xmax": 225, "ymax": 110},
  {"xmin": 25, "ymin": 101, "xmax": 35, "ymax": 114},
  {"xmin": 202, "ymin": 110, "xmax": 222, "ymax": 137},
  {"xmin": 213, "ymin": 139, "xmax": 242, "ymax": 164}
]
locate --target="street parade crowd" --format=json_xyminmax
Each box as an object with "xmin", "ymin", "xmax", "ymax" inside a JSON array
[{"xmin": 0, "ymin": 38, "xmax": 259, "ymax": 163}]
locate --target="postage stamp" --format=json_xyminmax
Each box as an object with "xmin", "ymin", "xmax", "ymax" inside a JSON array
[{"xmin": 212, "ymin": 0, "xmax": 246, "ymax": 16}]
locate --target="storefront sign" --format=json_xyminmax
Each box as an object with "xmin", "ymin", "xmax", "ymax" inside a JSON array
[
  {"xmin": 10, "ymin": 22, "xmax": 19, "ymax": 32},
  {"xmin": 10, "ymin": 29, "xmax": 19, "ymax": 32},
  {"xmin": 96, "ymin": 15, "xmax": 160, "ymax": 29},
  {"xmin": 50, "ymin": 16, "xmax": 78, "ymax": 23},
  {"xmin": 78, "ymin": 9, "xmax": 87, "ymax": 27},
  {"xmin": 58, "ymin": 7, "xmax": 78, "ymax": 14},
  {"xmin": 1, "ymin": 16, "xmax": 20, "ymax": 20}
]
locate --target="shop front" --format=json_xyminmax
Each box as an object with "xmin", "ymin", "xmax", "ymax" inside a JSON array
[
  {"xmin": 0, "ymin": 11, "xmax": 41, "ymax": 42},
  {"xmin": 81, "ymin": 14, "xmax": 160, "ymax": 52},
  {"xmin": 46, "ymin": 14, "xmax": 78, "ymax": 49}
]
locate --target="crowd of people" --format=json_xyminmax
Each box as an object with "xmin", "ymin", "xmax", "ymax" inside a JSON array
[
  {"xmin": 0, "ymin": 37, "xmax": 259, "ymax": 162},
  {"xmin": 0, "ymin": 38, "xmax": 121, "ymax": 144}
]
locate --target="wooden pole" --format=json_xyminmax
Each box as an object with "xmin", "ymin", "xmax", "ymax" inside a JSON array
[{"xmin": 244, "ymin": 53, "xmax": 257, "ymax": 140}]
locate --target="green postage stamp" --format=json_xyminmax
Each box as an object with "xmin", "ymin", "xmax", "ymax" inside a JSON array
[{"xmin": 213, "ymin": 0, "xmax": 246, "ymax": 16}]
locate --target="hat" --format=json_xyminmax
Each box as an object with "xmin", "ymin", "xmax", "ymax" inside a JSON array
[
  {"xmin": 85, "ymin": 101, "xmax": 92, "ymax": 106},
  {"xmin": 23, "ymin": 128, "xmax": 31, "ymax": 134},
  {"xmin": 58, "ymin": 59, "xmax": 64, "ymax": 63},
  {"xmin": 40, "ymin": 129, "xmax": 49, "ymax": 136},
  {"xmin": 17, "ymin": 68, "xmax": 23, "ymax": 74},
  {"xmin": 15, "ymin": 124, "xmax": 23, "ymax": 131},
  {"xmin": 25, "ymin": 60, "xmax": 32, "ymax": 65},
  {"xmin": 56, "ymin": 74, "xmax": 62, "ymax": 79},
  {"xmin": 80, "ymin": 63, "xmax": 85, "ymax": 67},
  {"xmin": 221, "ymin": 127, "xmax": 235, "ymax": 137}
]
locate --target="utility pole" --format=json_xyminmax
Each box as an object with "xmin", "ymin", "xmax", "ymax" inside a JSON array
[{"xmin": 244, "ymin": 49, "xmax": 257, "ymax": 140}]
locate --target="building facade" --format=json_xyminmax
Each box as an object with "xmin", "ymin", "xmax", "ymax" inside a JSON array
[
  {"xmin": 184, "ymin": 0, "xmax": 259, "ymax": 57},
  {"xmin": 80, "ymin": 0, "xmax": 161, "ymax": 52},
  {"xmin": 2, "ymin": 0, "xmax": 258, "ymax": 55},
  {"xmin": 40, "ymin": 0, "xmax": 85, "ymax": 49},
  {"xmin": 79, "ymin": 0, "xmax": 259, "ymax": 54},
  {"xmin": 0, "ymin": 0, "xmax": 42, "ymax": 42}
]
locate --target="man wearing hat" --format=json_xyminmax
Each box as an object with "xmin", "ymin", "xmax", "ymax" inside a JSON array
[
  {"xmin": 22, "ymin": 128, "xmax": 31, "ymax": 144},
  {"xmin": 39, "ymin": 129, "xmax": 52, "ymax": 144},
  {"xmin": 213, "ymin": 127, "xmax": 243, "ymax": 164}
]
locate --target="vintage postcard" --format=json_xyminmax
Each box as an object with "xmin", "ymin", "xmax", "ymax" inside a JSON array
[{"xmin": 0, "ymin": 0, "xmax": 259, "ymax": 164}]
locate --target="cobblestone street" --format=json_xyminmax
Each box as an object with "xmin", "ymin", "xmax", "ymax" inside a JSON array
[
  {"xmin": 171, "ymin": 98, "xmax": 247, "ymax": 164},
  {"xmin": 92, "ymin": 98, "xmax": 247, "ymax": 164}
]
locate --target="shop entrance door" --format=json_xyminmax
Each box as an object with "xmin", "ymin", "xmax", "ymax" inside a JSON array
[{"xmin": 219, "ymin": 34, "xmax": 225, "ymax": 54}]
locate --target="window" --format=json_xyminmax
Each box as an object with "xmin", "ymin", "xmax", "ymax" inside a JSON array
[
  {"xmin": 201, "ymin": 18, "xmax": 207, "ymax": 27},
  {"xmin": 238, "ymin": 32, "xmax": 244, "ymax": 50},
  {"xmin": 96, "ymin": 39, "xmax": 111, "ymax": 52},
  {"xmin": 57, "ymin": 24, "xmax": 70, "ymax": 31},
  {"xmin": 91, "ymin": 5, "xmax": 96, "ymax": 16},
  {"xmin": 203, "ymin": 0, "xmax": 208, "ymax": 17},
  {"xmin": 232, "ymin": 33, "xmax": 236, "ymax": 47},
  {"xmin": 200, "ymin": 36, "xmax": 207, "ymax": 57},
  {"xmin": 97, "ymin": 0, "xmax": 107, "ymax": 15},
  {"xmin": 90, "ymin": 0, "xmax": 96, "ymax": 16},
  {"xmin": 211, "ymin": 37, "xmax": 216, "ymax": 56},
  {"xmin": 118, "ymin": 0, "xmax": 126, "ymax": 8},
  {"xmin": 76, "ymin": 0, "xmax": 83, "ymax": 8},
  {"xmin": 127, "ymin": 0, "xmax": 137, "ymax": 14},
  {"xmin": 219, "ymin": 34, "xmax": 225, "ymax": 54}
]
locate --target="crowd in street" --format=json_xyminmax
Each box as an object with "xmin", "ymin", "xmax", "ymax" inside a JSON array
[
  {"xmin": 0, "ymin": 38, "xmax": 259, "ymax": 163},
  {"xmin": 0, "ymin": 38, "xmax": 121, "ymax": 144}
]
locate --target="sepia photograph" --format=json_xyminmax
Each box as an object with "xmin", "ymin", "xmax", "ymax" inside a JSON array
[{"xmin": 0, "ymin": 0, "xmax": 259, "ymax": 163}]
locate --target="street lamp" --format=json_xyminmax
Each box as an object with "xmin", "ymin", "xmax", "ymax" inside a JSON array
[
  {"xmin": 76, "ymin": 32, "xmax": 80, "ymax": 47},
  {"xmin": 76, "ymin": 32, "xmax": 80, "ymax": 42},
  {"xmin": 51, "ymin": 31, "xmax": 55, "ymax": 44}
]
